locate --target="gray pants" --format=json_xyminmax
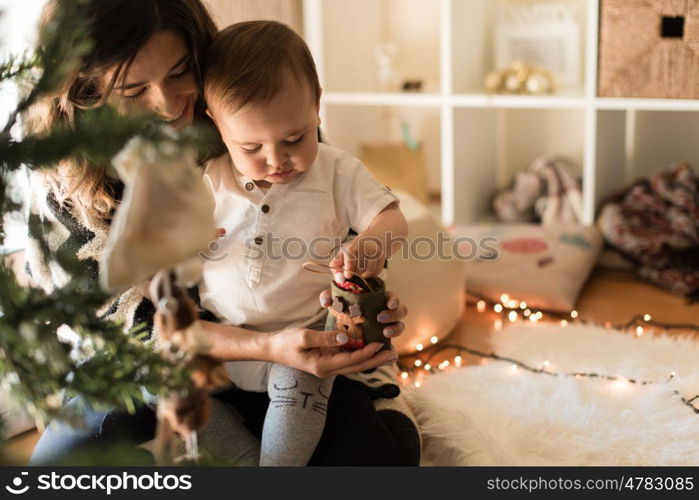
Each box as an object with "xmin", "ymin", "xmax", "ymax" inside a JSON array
[
  {"xmin": 261, "ymin": 364, "xmax": 335, "ymax": 466},
  {"xmin": 260, "ymin": 314, "xmax": 335, "ymax": 466}
]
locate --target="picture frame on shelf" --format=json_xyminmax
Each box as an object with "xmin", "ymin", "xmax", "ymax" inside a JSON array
[{"xmin": 495, "ymin": 2, "xmax": 582, "ymax": 91}]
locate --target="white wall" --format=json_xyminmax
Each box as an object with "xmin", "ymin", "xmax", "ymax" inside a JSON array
[
  {"xmin": 1, "ymin": 0, "xmax": 46, "ymax": 251},
  {"xmin": 322, "ymin": 0, "xmax": 440, "ymax": 93},
  {"xmin": 628, "ymin": 111, "xmax": 699, "ymax": 181},
  {"xmin": 498, "ymin": 108, "xmax": 585, "ymax": 186},
  {"xmin": 325, "ymin": 105, "xmax": 442, "ymax": 193},
  {"xmin": 204, "ymin": 0, "xmax": 303, "ymax": 31},
  {"xmin": 0, "ymin": 0, "xmax": 46, "ymax": 55},
  {"xmin": 385, "ymin": 0, "xmax": 441, "ymax": 93},
  {"xmin": 0, "ymin": 0, "xmax": 46, "ymax": 121}
]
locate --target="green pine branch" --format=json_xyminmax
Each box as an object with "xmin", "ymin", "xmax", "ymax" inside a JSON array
[
  {"xmin": 0, "ymin": 53, "xmax": 38, "ymax": 83},
  {"xmin": 0, "ymin": 244, "xmax": 195, "ymax": 425},
  {"xmin": 2, "ymin": 0, "xmax": 91, "ymax": 135},
  {"xmin": 2, "ymin": 106, "xmax": 213, "ymax": 174}
]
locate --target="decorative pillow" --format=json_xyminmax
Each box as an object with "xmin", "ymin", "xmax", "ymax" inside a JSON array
[{"xmin": 449, "ymin": 224, "xmax": 602, "ymax": 312}]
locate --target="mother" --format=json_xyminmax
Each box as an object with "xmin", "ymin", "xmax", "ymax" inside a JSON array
[{"xmin": 26, "ymin": 0, "xmax": 419, "ymax": 466}]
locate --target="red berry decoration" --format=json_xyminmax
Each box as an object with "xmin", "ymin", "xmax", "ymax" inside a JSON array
[{"xmin": 335, "ymin": 280, "xmax": 365, "ymax": 294}]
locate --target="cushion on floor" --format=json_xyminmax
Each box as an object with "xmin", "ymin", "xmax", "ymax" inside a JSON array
[{"xmin": 450, "ymin": 224, "xmax": 602, "ymax": 312}]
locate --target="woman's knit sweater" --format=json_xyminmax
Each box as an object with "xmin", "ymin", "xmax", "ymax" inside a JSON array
[{"xmin": 25, "ymin": 174, "xmax": 156, "ymax": 340}]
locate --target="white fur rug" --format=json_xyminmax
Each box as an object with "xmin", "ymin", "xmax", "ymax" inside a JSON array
[{"xmin": 407, "ymin": 323, "xmax": 699, "ymax": 465}]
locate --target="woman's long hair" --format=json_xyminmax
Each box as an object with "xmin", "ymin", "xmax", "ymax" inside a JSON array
[{"xmin": 26, "ymin": 0, "xmax": 219, "ymax": 223}]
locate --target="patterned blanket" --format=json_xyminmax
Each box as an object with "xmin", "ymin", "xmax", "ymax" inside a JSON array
[
  {"xmin": 597, "ymin": 162, "xmax": 699, "ymax": 301},
  {"xmin": 493, "ymin": 155, "xmax": 584, "ymax": 226}
]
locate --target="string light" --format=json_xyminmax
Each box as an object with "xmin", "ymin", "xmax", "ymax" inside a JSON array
[
  {"xmin": 404, "ymin": 295, "xmax": 699, "ymax": 412},
  {"xmin": 467, "ymin": 294, "xmax": 698, "ymax": 336},
  {"xmin": 611, "ymin": 377, "xmax": 630, "ymax": 391},
  {"xmin": 399, "ymin": 341, "xmax": 699, "ymax": 415},
  {"xmin": 430, "ymin": 336, "xmax": 439, "ymax": 344},
  {"xmin": 508, "ymin": 311, "xmax": 518, "ymax": 322}
]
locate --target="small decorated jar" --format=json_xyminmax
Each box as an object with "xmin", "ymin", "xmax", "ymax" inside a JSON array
[{"xmin": 325, "ymin": 275, "xmax": 391, "ymax": 352}]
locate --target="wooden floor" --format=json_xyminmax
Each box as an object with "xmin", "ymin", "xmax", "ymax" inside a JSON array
[
  {"xmin": 4, "ymin": 268, "xmax": 698, "ymax": 465},
  {"xmin": 3, "ymin": 431, "xmax": 39, "ymax": 466}
]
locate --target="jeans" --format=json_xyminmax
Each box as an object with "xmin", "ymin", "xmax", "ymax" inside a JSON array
[{"xmin": 29, "ymin": 377, "xmax": 420, "ymax": 466}]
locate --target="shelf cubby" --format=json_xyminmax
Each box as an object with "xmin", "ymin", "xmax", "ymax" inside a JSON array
[{"xmin": 304, "ymin": 0, "xmax": 699, "ymax": 226}]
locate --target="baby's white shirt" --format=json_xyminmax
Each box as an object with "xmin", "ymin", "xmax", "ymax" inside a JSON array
[{"xmin": 200, "ymin": 143, "xmax": 398, "ymax": 391}]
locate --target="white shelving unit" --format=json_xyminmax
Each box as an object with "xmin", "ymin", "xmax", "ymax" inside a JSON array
[{"xmin": 303, "ymin": 0, "xmax": 699, "ymax": 226}]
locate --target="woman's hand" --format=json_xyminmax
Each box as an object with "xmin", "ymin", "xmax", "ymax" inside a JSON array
[
  {"xmin": 319, "ymin": 289, "xmax": 407, "ymax": 339},
  {"xmin": 266, "ymin": 327, "xmax": 398, "ymax": 378},
  {"xmin": 198, "ymin": 289, "xmax": 408, "ymax": 377}
]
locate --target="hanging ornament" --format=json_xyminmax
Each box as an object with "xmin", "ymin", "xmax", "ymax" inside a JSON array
[
  {"xmin": 150, "ymin": 271, "xmax": 230, "ymax": 465},
  {"xmin": 101, "ymin": 137, "xmax": 215, "ymax": 292}
]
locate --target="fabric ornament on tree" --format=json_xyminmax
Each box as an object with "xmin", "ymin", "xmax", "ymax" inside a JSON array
[{"xmin": 100, "ymin": 135, "xmax": 215, "ymax": 292}]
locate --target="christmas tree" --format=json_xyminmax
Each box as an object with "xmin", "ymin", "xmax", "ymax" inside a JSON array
[{"xmin": 0, "ymin": 0, "xmax": 202, "ymax": 452}]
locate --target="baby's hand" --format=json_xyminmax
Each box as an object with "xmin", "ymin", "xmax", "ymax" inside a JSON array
[{"xmin": 329, "ymin": 237, "xmax": 386, "ymax": 281}]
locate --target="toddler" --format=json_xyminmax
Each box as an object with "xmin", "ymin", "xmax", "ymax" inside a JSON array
[{"xmin": 199, "ymin": 20, "xmax": 407, "ymax": 466}]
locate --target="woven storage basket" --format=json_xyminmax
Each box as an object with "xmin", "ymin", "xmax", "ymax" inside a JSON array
[{"xmin": 598, "ymin": 0, "xmax": 699, "ymax": 99}]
